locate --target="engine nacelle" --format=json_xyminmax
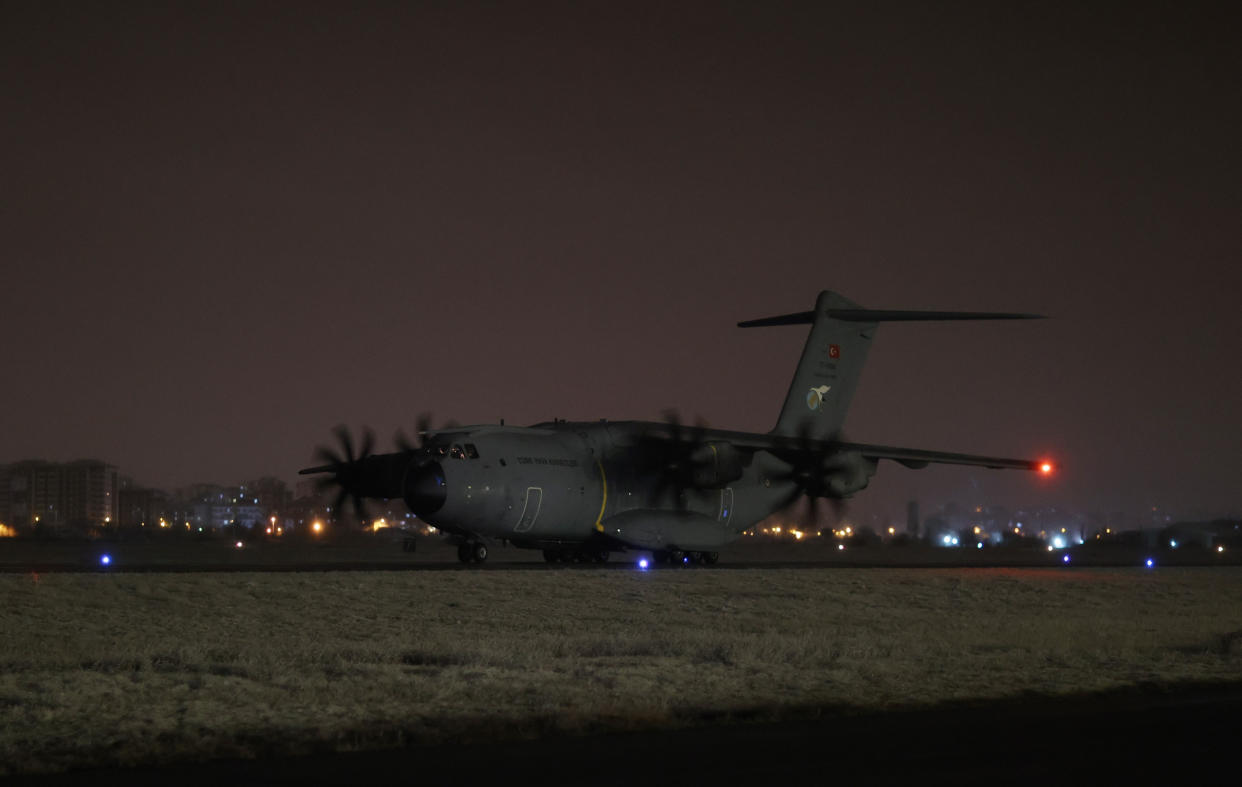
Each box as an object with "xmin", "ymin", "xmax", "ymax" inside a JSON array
[
  {"xmin": 824, "ymin": 451, "xmax": 879, "ymax": 498},
  {"xmin": 689, "ymin": 441, "xmax": 745, "ymax": 488}
]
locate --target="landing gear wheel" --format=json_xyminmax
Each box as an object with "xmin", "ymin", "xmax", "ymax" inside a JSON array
[
  {"xmin": 457, "ymin": 543, "xmax": 472, "ymax": 564},
  {"xmin": 543, "ymin": 549, "xmax": 559, "ymax": 563},
  {"xmin": 653, "ymin": 550, "xmax": 670, "ymax": 565},
  {"xmin": 471, "ymin": 542, "xmax": 488, "ymax": 563},
  {"xmin": 668, "ymin": 549, "xmax": 685, "ymax": 566},
  {"xmin": 702, "ymin": 551, "xmax": 719, "ymax": 565},
  {"xmin": 592, "ymin": 550, "xmax": 609, "ymax": 564}
]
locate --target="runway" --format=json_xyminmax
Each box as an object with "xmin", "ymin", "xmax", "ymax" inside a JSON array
[{"xmin": 2, "ymin": 538, "xmax": 1238, "ymax": 573}]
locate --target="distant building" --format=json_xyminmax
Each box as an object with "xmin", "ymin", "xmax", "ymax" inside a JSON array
[
  {"xmin": 117, "ymin": 484, "xmax": 170, "ymax": 529},
  {"xmin": 243, "ymin": 476, "xmax": 292, "ymax": 513},
  {"xmin": 183, "ymin": 485, "xmax": 264, "ymax": 531},
  {"xmin": 0, "ymin": 459, "xmax": 118, "ymax": 533}
]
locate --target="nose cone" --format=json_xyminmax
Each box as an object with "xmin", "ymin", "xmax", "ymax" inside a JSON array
[{"xmin": 404, "ymin": 461, "xmax": 446, "ymax": 515}]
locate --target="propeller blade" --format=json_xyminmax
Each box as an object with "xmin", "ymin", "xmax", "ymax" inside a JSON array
[
  {"xmin": 352, "ymin": 492, "xmax": 369, "ymax": 524},
  {"xmin": 333, "ymin": 424, "xmax": 355, "ymax": 463},
  {"xmin": 394, "ymin": 429, "xmax": 416, "ymax": 453},
  {"xmin": 314, "ymin": 446, "xmax": 343, "ymax": 467}
]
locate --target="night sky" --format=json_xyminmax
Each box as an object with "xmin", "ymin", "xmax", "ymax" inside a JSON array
[{"xmin": 2, "ymin": 1, "xmax": 1239, "ymax": 520}]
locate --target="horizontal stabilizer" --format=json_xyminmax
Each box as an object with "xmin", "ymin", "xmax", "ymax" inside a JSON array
[
  {"xmin": 828, "ymin": 309, "xmax": 1045, "ymax": 322},
  {"xmin": 739, "ymin": 309, "xmax": 1043, "ymax": 327},
  {"xmin": 737, "ymin": 310, "xmax": 816, "ymax": 327}
]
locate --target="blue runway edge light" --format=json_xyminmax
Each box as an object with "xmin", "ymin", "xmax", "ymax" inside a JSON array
[
  {"xmin": 637, "ymin": 558, "xmax": 650, "ymax": 570},
  {"xmin": 1062, "ymin": 554, "xmax": 1070, "ymax": 564},
  {"xmin": 1145, "ymin": 557, "xmax": 1155, "ymax": 568},
  {"xmin": 100, "ymin": 554, "xmax": 111, "ymax": 566}
]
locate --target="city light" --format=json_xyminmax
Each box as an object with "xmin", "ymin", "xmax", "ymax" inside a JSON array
[
  {"xmin": 234, "ymin": 541, "xmax": 244, "ymax": 549},
  {"xmin": 1218, "ymin": 545, "xmax": 1226, "ymax": 554},
  {"xmin": 312, "ymin": 521, "xmax": 323, "ymax": 534},
  {"xmin": 1169, "ymin": 539, "xmax": 1178, "ymax": 549},
  {"xmin": 0, "ymin": 524, "xmax": 16, "ymax": 538}
]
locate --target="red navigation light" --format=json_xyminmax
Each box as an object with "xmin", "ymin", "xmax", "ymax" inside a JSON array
[{"xmin": 1039, "ymin": 461, "xmax": 1054, "ymax": 475}]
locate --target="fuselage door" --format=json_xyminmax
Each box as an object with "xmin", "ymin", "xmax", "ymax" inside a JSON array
[{"xmin": 514, "ymin": 487, "xmax": 543, "ymax": 533}]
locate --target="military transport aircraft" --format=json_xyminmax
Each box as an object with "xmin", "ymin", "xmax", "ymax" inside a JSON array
[{"xmin": 300, "ymin": 290, "xmax": 1053, "ymax": 565}]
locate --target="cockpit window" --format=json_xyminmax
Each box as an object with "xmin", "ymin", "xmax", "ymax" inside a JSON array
[{"xmin": 464, "ymin": 443, "xmax": 479, "ymax": 459}]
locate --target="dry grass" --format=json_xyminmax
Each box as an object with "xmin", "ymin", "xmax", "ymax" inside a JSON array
[{"xmin": 2, "ymin": 567, "xmax": 1241, "ymax": 775}]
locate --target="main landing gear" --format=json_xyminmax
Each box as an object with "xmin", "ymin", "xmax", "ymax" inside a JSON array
[
  {"xmin": 457, "ymin": 541, "xmax": 488, "ymax": 564},
  {"xmin": 542, "ymin": 548, "xmax": 610, "ymax": 564},
  {"xmin": 651, "ymin": 550, "xmax": 718, "ymax": 566}
]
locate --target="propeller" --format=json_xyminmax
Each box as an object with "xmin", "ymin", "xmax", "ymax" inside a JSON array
[
  {"xmin": 768, "ymin": 422, "xmax": 850, "ymax": 530},
  {"xmin": 394, "ymin": 413, "xmax": 461, "ymax": 457},
  {"xmin": 637, "ymin": 409, "xmax": 711, "ymax": 508},
  {"xmin": 394, "ymin": 412, "xmax": 435, "ymax": 454},
  {"xmin": 307, "ymin": 424, "xmax": 377, "ymax": 525}
]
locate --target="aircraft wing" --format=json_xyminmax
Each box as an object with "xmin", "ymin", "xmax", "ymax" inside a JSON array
[
  {"xmin": 836, "ymin": 442, "xmax": 1046, "ymax": 471},
  {"xmin": 618, "ymin": 421, "xmax": 1049, "ymax": 473}
]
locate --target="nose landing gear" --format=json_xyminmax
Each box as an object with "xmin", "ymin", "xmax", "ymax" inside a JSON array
[{"xmin": 457, "ymin": 541, "xmax": 489, "ymax": 564}]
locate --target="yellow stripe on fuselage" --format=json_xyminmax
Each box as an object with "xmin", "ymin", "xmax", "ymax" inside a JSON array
[{"xmin": 595, "ymin": 460, "xmax": 607, "ymax": 532}]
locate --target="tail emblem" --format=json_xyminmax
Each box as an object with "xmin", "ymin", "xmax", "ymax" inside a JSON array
[{"xmin": 806, "ymin": 385, "xmax": 832, "ymax": 411}]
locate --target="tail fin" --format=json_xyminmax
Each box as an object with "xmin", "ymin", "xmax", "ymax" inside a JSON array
[
  {"xmin": 741, "ymin": 291, "xmax": 874, "ymax": 440},
  {"xmin": 739, "ymin": 291, "xmax": 1043, "ymax": 440}
]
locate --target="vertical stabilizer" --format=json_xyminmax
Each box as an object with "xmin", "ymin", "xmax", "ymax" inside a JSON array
[
  {"xmin": 738, "ymin": 292, "xmax": 1044, "ymax": 440},
  {"xmin": 742, "ymin": 290, "xmax": 877, "ymax": 440}
]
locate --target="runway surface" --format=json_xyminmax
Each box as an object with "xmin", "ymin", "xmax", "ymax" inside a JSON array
[
  {"xmin": 14, "ymin": 681, "xmax": 1242, "ymax": 786},
  {"xmin": 2, "ymin": 538, "xmax": 1238, "ymax": 573}
]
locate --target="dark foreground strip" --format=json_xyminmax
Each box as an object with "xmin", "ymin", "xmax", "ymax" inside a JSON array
[{"xmin": 11, "ymin": 681, "xmax": 1242, "ymax": 786}]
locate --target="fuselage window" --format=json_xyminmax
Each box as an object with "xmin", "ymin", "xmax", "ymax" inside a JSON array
[
  {"xmin": 464, "ymin": 443, "xmax": 479, "ymax": 459},
  {"xmin": 450, "ymin": 444, "xmax": 466, "ymax": 460}
]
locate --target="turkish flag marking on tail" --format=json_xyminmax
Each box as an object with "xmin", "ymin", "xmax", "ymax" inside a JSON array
[{"xmin": 828, "ymin": 344, "xmax": 840, "ymax": 359}]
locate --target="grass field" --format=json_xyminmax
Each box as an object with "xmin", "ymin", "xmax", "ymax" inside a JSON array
[{"xmin": 2, "ymin": 566, "xmax": 1241, "ymax": 775}]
